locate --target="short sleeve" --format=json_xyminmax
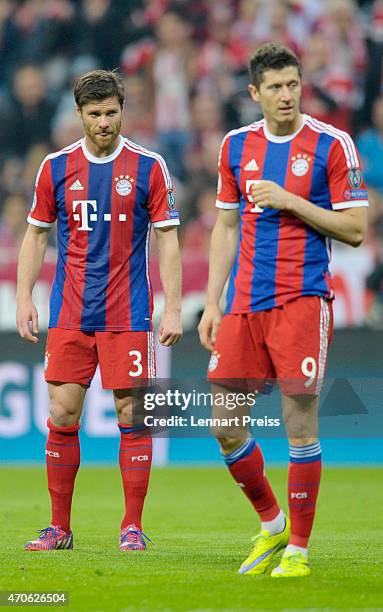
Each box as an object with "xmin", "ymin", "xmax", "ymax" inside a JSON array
[
  {"xmin": 27, "ymin": 157, "xmax": 57, "ymax": 227},
  {"xmin": 216, "ymin": 134, "xmax": 240, "ymax": 209},
  {"xmin": 148, "ymin": 157, "xmax": 180, "ymax": 228},
  {"xmin": 327, "ymin": 138, "xmax": 369, "ymax": 211}
]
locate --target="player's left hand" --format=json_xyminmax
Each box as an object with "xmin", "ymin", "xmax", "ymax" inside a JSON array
[
  {"xmin": 158, "ymin": 309, "xmax": 183, "ymax": 347},
  {"xmin": 251, "ymin": 180, "xmax": 293, "ymax": 211}
]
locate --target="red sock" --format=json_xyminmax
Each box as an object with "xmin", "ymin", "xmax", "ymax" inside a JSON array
[
  {"xmin": 46, "ymin": 418, "xmax": 80, "ymax": 533},
  {"xmin": 225, "ymin": 438, "xmax": 280, "ymax": 521},
  {"xmin": 288, "ymin": 442, "xmax": 322, "ymax": 547},
  {"xmin": 118, "ymin": 424, "xmax": 152, "ymax": 530}
]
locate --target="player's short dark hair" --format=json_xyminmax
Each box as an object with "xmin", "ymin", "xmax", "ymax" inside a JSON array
[
  {"xmin": 74, "ymin": 70, "xmax": 125, "ymax": 109},
  {"xmin": 249, "ymin": 43, "xmax": 302, "ymax": 89}
]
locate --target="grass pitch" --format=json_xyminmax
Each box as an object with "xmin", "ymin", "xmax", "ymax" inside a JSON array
[{"xmin": 0, "ymin": 465, "xmax": 382, "ymax": 612}]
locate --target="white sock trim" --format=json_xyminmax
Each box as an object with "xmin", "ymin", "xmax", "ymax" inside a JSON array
[
  {"xmin": 285, "ymin": 544, "xmax": 308, "ymax": 559},
  {"xmin": 261, "ymin": 510, "xmax": 285, "ymax": 536}
]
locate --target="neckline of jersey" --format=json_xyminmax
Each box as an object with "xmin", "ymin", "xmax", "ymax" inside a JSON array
[
  {"xmin": 81, "ymin": 135, "xmax": 125, "ymax": 163},
  {"xmin": 262, "ymin": 113, "xmax": 308, "ymax": 143}
]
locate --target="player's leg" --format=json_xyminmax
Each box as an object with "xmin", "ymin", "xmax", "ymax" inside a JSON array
[
  {"xmin": 25, "ymin": 329, "xmax": 97, "ymax": 551},
  {"xmin": 270, "ymin": 393, "xmax": 320, "ymax": 577},
  {"xmin": 114, "ymin": 388, "xmax": 152, "ymax": 550},
  {"xmin": 208, "ymin": 314, "xmax": 288, "ymax": 574},
  {"xmin": 47, "ymin": 383, "xmax": 86, "ymax": 526},
  {"xmin": 211, "ymin": 384, "xmax": 282, "ymax": 527},
  {"xmin": 210, "ymin": 386, "xmax": 289, "ymax": 574},
  {"xmin": 96, "ymin": 330, "xmax": 155, "ymax": 551},
  {"xmin": 266, "ymin": 297, "xmax": 333, "ymax": 577},
  {"xmin": 25, "ymin": 383, "xmax": 87, "ymax": 551}
]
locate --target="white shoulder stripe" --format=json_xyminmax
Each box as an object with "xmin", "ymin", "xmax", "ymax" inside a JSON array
[
  {"xmin": 249, "ymin": 119, "xmax": 265, "ymax": 132},
  {"xmin": 124, "ymin": 141, "xmax": 172, "ymax": 189},
  {"xmin": 311, "ymin": 117, "xmax": 359, "ymax": 167},
  {"xmin": 34, "ymin": 141, "xmax": 82, "ymax": 187},
  {"xmin": 124, "ymin": 139, "xmax": 172, "ymax": 189},
  {"xmin": 218, "ymin": 120, "xmax": 264, "ymax": 164},
  {"xmin": 61, "ymin": 139, "xmax": 83, "ymax": 153},
  {"xmin": 222, "ymin": 120, "xmax": 264, "ymax": 143},
  {"xmin": 47, "ymin": 140, "xmax": 82, "ymax": 160},
  {"xmin": 306, "ymin": 117, "xmax": 358, "ymax": 168},
  {"xmin": 306, "ymin": 117, "xmax": 358, "ymax": 169}
]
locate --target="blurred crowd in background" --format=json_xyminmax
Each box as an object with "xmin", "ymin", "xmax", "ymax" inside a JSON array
[{"xmin": 1, "ymin": 0, "xmax": 383, "ymax": 323}]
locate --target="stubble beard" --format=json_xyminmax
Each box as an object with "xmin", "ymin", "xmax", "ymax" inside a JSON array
[{"xmin": 90, "ymin": 126, "xmax": 120, "ymax": 154}]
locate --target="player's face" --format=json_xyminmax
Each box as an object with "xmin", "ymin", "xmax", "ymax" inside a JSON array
[
  {"xmin": 248, "ymin": 66, "xmax": 302, "ymax": 133},
  {"xmin": 77, "ymin": 96, "xmax": 123, "ymax": 156}
]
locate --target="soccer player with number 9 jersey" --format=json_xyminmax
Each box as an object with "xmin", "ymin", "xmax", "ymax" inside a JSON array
[
  {"xmin": 16, "ymin": 70, "xmax": 182, "ymax": 552},
  {"xmin": 199, "ymin": 43, "xmax": 368, "ymax": 577}
]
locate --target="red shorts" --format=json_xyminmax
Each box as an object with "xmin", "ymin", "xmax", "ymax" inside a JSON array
[
  {"xmin": 208, "ymin": 296, "xmax": 333, "ymax": 396},
  {"xmin": 44, "ymin": 329, "xmax": 156, "ymax": 389}
]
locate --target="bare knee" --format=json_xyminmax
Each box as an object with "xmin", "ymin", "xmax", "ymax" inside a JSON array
[
  {"xmin": 212, "ymin": 428, "xmax": 249, "ymax": 455},
  {"xmin": 114, "ymin": 390, "xmax": 145, "ymax": 424},
  {"xmin": 115, "ymin": 403, "xmax": 132, "ymax": 423},
  {"xmin": 48, "ymin": 383, "xmax": 85, "ymax": 427},
  {"xmin": 49, "ymin": 400, "xmax": 80, "ymax": 427},
  {"xmin": 283, "ymin": 412, "xmax": 310, "ymax": 439},
  {"xmin": 282, "ymin": 394, "xmax": 318, "ymax": 443}
]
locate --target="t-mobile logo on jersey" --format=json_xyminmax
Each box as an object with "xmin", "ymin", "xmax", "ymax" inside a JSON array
[
  {"xmin": 73, "ymin": 200, "xmax": 130, "ymax": 231},
  {"xmin": 73, "ymin": 200, "xmax": 98, "ymax": 231},
  {"xmin": 291, "ymin": 492, "xmax": 308, "ymax": 499},
  {"xmin": 131, "ymin": 455, "xmax": 149, "ymax": 462}
]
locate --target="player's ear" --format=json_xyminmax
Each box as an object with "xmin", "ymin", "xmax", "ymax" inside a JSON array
[
  {"xmin": 248, "ymin": 84, "xmax": 260, "ymax": 103},
  {"xmin": 75, "ymin": 105, "xmax": 82, "ymax": 118}
]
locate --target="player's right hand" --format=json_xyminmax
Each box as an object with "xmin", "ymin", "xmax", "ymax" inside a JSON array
[
  {"xmin": 198, "ymin": 304, "xmax": 222, "ymax": 351},
  {"xmin": 16, "ymin": 299, "xmax": 39, "ymax": 343}
]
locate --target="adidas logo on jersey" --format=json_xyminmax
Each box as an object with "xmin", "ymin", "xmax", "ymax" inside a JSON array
[
  {"xmin": 244, "ymin": 158, "xmax": 259, "ymax": 171},
  {"xmin": 70, "ymin": 179, "xmax": 84, "ymax": 191}
]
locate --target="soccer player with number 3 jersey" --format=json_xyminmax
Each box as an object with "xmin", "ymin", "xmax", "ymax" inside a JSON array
[
  {"xmin": 199, "ymin": 43, "xmax": 368, "ymax": 577},
  {"xmin": 16, "ymin": 70, "xmax": 182, "ymax": 551}
]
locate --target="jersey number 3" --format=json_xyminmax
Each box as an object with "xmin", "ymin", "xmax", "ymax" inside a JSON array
[{"xmin": 129, "ymin": 350, "xmax": 143, "ymax": 377}]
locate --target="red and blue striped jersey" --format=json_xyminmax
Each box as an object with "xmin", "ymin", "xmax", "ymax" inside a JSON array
[
  {"xmin": 28, "ymin": 136, "xmax": 179, "ymax": 331},
  {"xmin": 216, "ymin": 114, "xmax": 368, "ymax": 313}
]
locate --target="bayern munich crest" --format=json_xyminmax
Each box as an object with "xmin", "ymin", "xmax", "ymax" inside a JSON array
[
  {"xmin": 115, "ymin": 175, "xmax": 134, "ymax": 196},
  {"xmin": 291, "ymin": 154, "xmax": 312, "ymax": 177}
]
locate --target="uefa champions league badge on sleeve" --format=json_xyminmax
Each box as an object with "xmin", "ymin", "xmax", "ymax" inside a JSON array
[
  {"xmin": 344, "ymin": 188, "xmax": 368, "ymax": 200},
  {"xmin": 167, "ymin": 190, "xmax": 176, "ymax": 209},
  {"xmin": 165, "ymin": 210, "xmax": 179, "ymax": 220},
  {"xmin": 348, "ymin": 167, "xmax": 362, "ymax": 189}
]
